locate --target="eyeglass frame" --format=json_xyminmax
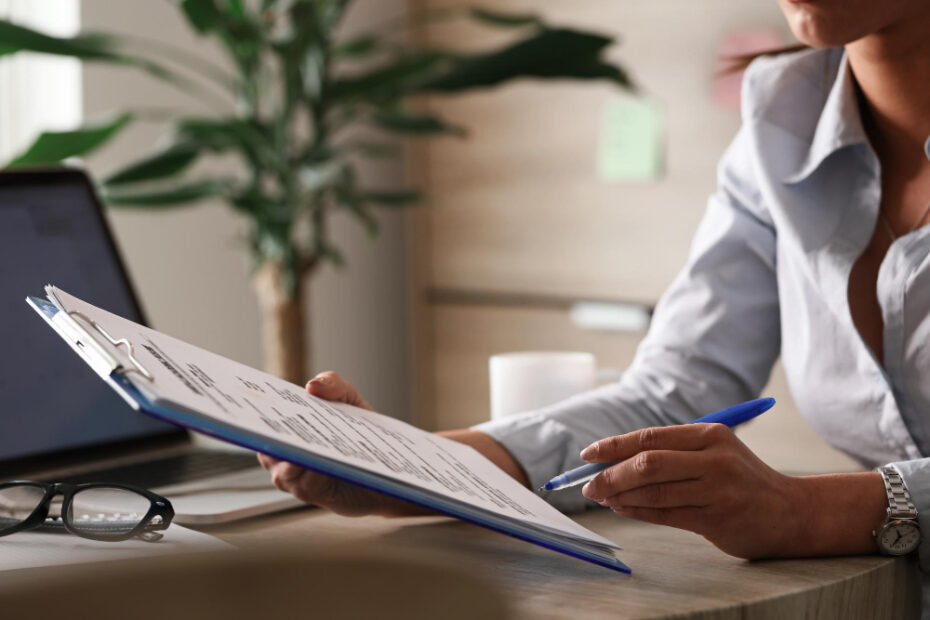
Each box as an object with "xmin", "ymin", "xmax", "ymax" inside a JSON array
[{"xmin": 0, "ymin": 481, "xmax": 174, "ymax": 542}]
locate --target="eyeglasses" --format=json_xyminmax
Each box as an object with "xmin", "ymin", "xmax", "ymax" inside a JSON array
[{"xmin": 0, "ymin": 481, "xmax": 174, "ymax": 542}]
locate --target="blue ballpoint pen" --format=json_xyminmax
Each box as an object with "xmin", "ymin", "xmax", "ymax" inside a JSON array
[{"xmin": 539, "ymin": 397, "xmax": 776, "ymax": 492}]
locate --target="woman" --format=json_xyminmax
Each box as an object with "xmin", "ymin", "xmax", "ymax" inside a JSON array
[{"xmin": 261, "ymin": 0, "xmax": 930, "ymax": 590}]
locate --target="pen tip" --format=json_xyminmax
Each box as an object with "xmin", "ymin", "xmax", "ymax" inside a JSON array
[{"xmin": 537, "ymin": 486, "xmax": 548, "ymax": 492}]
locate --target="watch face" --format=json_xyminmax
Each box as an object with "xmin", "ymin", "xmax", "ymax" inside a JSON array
[{"xmin": 879, "ymin": 521, "xmax": 921, "ymax": 555}]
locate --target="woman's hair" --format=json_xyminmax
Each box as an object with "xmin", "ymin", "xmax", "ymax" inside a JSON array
[{"xmin": 719, "ymin": 43, "xmax": 808, "ymax": 75}]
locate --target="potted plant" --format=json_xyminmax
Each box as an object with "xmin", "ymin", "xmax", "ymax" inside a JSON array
[{"xmin": 0, "ymin": 1, "xmax": 631, "ymax": 384}]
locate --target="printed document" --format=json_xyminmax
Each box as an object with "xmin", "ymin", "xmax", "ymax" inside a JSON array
[{"xmin": 29, "ymin": 287, "xmax": 626, "ymax": 569}]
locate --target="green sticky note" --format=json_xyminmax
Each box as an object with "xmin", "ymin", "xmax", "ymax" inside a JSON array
[{"xmin": 598, "ymin": 97, "xmax": 664, "ymax": 183}]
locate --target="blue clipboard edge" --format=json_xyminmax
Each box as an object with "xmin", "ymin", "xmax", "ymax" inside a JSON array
[{"xmin": 27, "ymin": 296, "xmax": 630, "ymax": 574}]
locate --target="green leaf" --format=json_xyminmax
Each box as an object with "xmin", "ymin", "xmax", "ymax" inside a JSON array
[
  {"xmin": 104, "ymin": 180, "xmax": 231, "ymax": 207},
  {"xmin": 339, "ymin": 196, "xmax": 380, "ymax": 238},
  {"xmin": 178, "ymin": 118, "xmax": 251, "ymax": 150},
  {"xmin": 231, "ymin": 186, "xmax": 270, "ymax": 215},
  {"xmin": 468, "ymin": 7, "xmax": 544, "ymax": 29},
  {"xmin": 332, "ymin": 168, "xmax": 379, "ymax": 238},
  {"xmin": 104, "ymin": 143, "xmax": 201, "ymax": 186},
  {"xmin": 415, "ymin": 28, "xmax": 631, "ymax": 93},
  {"xmin": 333, "ymin": 34, "xmax": 380, "ymax": 58},
  {"xmin": 371, "ymin": 110, "xmax": 466, "ymax": 137},
  {"xmin": 226, "ymin": 0, "xmax": 247, "ymax": 19},
  {"xmin": 318, "ymin": 242, "xmax": 346, "ymax": 268},
  {"xmin": 177, "ymin": 0, "xmax": 226, "ymax": 34},
  {"xmin": 0, "ymin": 20, "xmax": 121, "ymax": 59},
  {"xmin": 363, "ymin": 190, "xmax": 423, "ymax": 207},
  {"xmin": 0, "ymin": 20, "xmax": 232, "ymax": 106},
  {"xmin": 541, "ymin": 59, "xmax": 632, "ymax": 85},
  {"xmin": 339, "ymin": 196, "xmax": 381, "ymax": 239},
  {"xmin": 8, "ymin": 114, "xmax": 133, "ymax": 167},
  {"xmin": 177, "ymin": 118, "xmax": 278, "ymax": 171},
  {"xmin": 329, "ymin": 51, "xmax": 454, "ymax": 101},
  {"xmin": 271, "ymin": 4, "xmax": 323, "ymax": 108},
  {"xmin": 177, "ymin": 0, "xmax": 264, "ymax": 77}
]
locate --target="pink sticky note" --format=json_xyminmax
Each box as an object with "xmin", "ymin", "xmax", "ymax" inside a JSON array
[{"xmin": 714, "ymin": 29, "xmax": 784, "ymax": 110}]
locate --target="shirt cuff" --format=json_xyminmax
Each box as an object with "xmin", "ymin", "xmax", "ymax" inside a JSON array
[{"xmin": 473, "ymin": 411, "xmax": 594, "ymax": 514}]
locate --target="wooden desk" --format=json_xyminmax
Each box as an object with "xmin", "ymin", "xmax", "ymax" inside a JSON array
[{"xmin": 209, "ymin": 506, "xmax": 921, "ymax": 620}]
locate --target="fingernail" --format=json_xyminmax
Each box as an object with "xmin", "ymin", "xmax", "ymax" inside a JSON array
[
  {"xmin": 582, "ymin": 482, "xmax": 597, "ymax": 500},
  {"xmin": 580, "ymin": 443, "xmax": 597, "ymax": 460},
  {"xmin": 311, "ymin": 375, "xmax": 331, "ymax": 385}
]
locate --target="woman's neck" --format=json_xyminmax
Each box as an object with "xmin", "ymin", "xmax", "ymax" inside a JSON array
[{"xmin": 846, "ymin": 14, "xmax": 930, "ymax": 172}]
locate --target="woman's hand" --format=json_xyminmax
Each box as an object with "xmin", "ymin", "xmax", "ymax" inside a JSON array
[
  {"xmin": 579, "ymin": 423, "xmax": 887, "ymax": 559},
  {"xmin": 257, "ymin": 371, "xmax": 530, "ymax": 517},
  {"xmin": 257, "ymin": 371, "xmax": 429, "ymax": 517}
]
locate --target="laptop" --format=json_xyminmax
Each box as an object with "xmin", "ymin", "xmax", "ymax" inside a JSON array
[{"xmin": 0, "ymin": 168, "xmax": 302, "ymax": 524}]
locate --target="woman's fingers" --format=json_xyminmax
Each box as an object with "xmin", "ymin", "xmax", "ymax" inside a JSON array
[
  {"xmin": 257, "ymin": 454, "xmax": 332, "ymax": 502},
  {"xmin": 600, "ymin": 479, "xmax": 709, "ymax": 509},
  {"xmin": 265, "ymin": 459, "xmax": 343, "ymax": 506},
  {"xmin": 306, "ymin": 371, "xmax": 373, "ymax": 411},
  {"xmin": 256, "ymin": 453, "xmax": 279, "ymax": 471},
  {"xmin": 580, "ymin": 423, "xmax": 732, "ymax": 463},
  {"xmin": 257, "ymin": 451, "xmax": 406, "ymax": 516},
  {"xmin": 582, "ymin": 449, "xmax": 704, "ymax": 501},
  {"xmin": 269, "ymin": 460, "xmax": 308, "ymax": 489}
]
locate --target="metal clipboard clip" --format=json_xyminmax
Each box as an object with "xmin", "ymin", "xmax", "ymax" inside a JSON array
[
  {"xmin": 46, "ymin": 285, "xmax": 154, "ymax": 383},
  {"xmin": 66, "ymin": 311, "xmax": 154, "ymax": 382}
]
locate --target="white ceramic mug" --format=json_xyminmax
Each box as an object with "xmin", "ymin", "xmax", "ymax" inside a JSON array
[{"xmin": 489, "ymin": 351, "xmax": 615, "ymax": 421}]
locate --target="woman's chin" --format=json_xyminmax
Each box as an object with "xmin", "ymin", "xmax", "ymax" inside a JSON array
[
  {"xmin": 786, "ymin": 14, "xmax": 867, "ymax": 48},
  {"xmin": 780, "ymin": 0, "xmax": 899, "ymax": 47}
]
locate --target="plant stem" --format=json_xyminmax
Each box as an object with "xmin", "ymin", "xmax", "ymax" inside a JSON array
[{"xmin": 252, "ymin": 260, "xmax": 309, "ymax": 384}]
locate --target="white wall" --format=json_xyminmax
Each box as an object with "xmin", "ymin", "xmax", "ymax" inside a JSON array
[
  {"xmin": 0, "ymin": 0, "xmax": 81, "ymax": 160},
  {"xmin": 80, "ymin": 1, "xmax": 413, "ymax": 419}
]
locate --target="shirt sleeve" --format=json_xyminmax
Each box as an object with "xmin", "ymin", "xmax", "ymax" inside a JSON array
[{"xmin": 473, "ymin": 125, "xmax": 782, "ymax": 513}]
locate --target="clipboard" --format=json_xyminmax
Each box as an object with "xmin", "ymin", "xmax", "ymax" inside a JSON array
[{"xmin": 27, "ymin": 286, "xmax": 630, "ymax": 574}]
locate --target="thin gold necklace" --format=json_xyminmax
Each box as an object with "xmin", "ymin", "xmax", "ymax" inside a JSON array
[{"xmin": 880, "ymin": 198, "xmax": 930, "ymax": 242}]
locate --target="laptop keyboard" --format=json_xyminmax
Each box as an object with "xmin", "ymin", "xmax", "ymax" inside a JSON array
[{"xmin": 54, "ymin": 451, "xmax": 261, "ymax": 489}]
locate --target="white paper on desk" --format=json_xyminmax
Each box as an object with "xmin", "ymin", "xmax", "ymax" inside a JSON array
[
  {"xmin": 0, "ymin": 525, "xmax": 232, "ymax": 572},
  {"xmin": 40, "ymin": 288, "xmax": 621, "ymax": 557}
]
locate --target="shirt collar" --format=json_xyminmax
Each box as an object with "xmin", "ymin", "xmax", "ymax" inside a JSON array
[{"xmin": 784, "ymin": 52, "xmax": 870, "ymax": 184}]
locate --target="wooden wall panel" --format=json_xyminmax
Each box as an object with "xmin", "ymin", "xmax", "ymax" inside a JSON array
[{"xmin": 419, "ymin": 0, "xmax": 788, "ymax": 302}]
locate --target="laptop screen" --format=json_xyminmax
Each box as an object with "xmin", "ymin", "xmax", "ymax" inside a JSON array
[{"xmin": 0, "ymin": 170, "xmax": 182, "ymax": 463}]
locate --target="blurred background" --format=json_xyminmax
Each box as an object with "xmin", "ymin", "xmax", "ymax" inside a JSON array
[{"xmin": 0, "ymin": 0, "xmax": 860, "ymax": 473}]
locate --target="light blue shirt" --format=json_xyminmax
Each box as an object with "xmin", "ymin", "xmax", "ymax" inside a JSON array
[{"xmin": 475, "ymin": 47, "xmax": 930, "ymax": 605}]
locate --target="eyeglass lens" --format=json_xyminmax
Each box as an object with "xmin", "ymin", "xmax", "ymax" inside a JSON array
[
  {"xmin": 0, "ymin": 485, "xmax": 46, "ymax": 533},
  {"xmin": 0, "ymin": 484, "xmax": 157, "ymax": 540},
  {"xmin": 66, "ymin": 487, "xmax": 153, "ymax": 539}
]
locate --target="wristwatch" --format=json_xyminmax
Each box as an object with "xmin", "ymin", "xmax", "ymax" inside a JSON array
[{"xmin": 873, "ymin": 465, "xmax": 921, "ymax": 556}]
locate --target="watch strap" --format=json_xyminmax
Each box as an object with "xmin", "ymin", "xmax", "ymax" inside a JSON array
[{"xmin": 878, "ymin": 465, "xmax": 917, "ymax": 520}]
